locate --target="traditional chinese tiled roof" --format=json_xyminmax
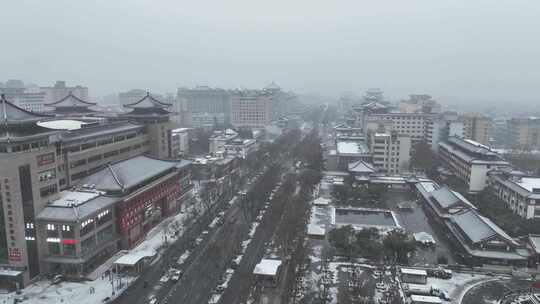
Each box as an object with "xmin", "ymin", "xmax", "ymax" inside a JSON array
[
  {"xmin": 46, "ymin": 92, "xmax": 97, "ymax": 107},
  {"xmin": 123, "ymin": 92, "xmax": 171, "ymax": 109},
  {"xmin": 1, "ymin": 94, "xmax": 52, "ymax": 125}
]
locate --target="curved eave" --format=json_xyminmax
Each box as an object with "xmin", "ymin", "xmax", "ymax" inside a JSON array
[
  {"xmin": 123, "ymin": 92, "xmax": 172, "ymax": 109},
  {"xmin": 45, "ymin": 93, "xmax": 97, "ymax": 106}
]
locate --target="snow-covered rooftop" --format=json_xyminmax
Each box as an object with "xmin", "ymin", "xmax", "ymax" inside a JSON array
[
  {"xmin": 401, "ymin": 268, "xmax": 427, "ymax": 276},
  {"xmin": 114, "ymin": 251, "xmax": 149, "ymax": 266},
  {"xmin": 413, "ymin": 232, "xmax": 436, "ymax": 244},
  {"xmin": 307, "ymin": 224, "xmax": 326, "ymax": 236},
  {"xmin": 410, "ymin": 295, "xmax": 442, "ymax": 303},
  {"xmin": 312, "ymin": 197, "xmax": 331, "ymax": 206},
  {"xmin": 253, "ymin": 259, "xmax": 281, "ymax": 276},
  {"xmin": 0, "ymin": 269, "xmax": 22, "ymax": 277},
  {"xmin": 336, "ymin": 141, "xmax": 369, "ymax": 155},
  {"xmin": 38, "ymin": 119, "xmax": 89, "ymax": 130},
  {"xmin": 49, "ymin": 190, "xmax": 103, "ymax": 207},
  {"xmin": 515, "ymin": 177, "xmax": 540, "ymax": 193},
  {"xmin": 417, "ymin": 181, "xmax": 437, "ymax": 193}
]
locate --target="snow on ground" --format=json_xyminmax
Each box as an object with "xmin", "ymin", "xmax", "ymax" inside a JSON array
[
  {"xmin": 248, "ymin": 222, "xmax": 259, "ymax": 238},
  {"xmin": 0, "ymin": 275, "xmax": 135, "ymax": 304},
  {"xmin": 426, "ymin": 272, "xmax": 489, "ymax": 302},
  {"xmin": 177, "ymin": 250, "xmax": 191, "ymax": 266},
  {"xmin": 0, "ymin": 191, "xmax": 204, "ymax": 304},
  {"xmin": 124, "ymin": 198, "xmax": 203, "ymax": 265}
]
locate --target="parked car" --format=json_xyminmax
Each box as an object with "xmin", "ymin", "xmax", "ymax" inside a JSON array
[
  {"xmin": 169, "ymin": 269, "xmax": 182, "ymax": 282},
  {"xmin": 52, "ymin": 275, "xmax": 64, "ymax": 285}
]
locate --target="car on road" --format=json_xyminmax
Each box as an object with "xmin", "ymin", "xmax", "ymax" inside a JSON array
[
  {"xmin": 255, "ymin": 215, "xmax": 263, "ymax": 222},
  {"xmin": 202, "ymin": 230, "xmax": 209, "ymax": 235},
  {"xmin": 149, "ymin": 296, "xmax": 158, "ymax": 304},
  {"xmin": 215, "ymin": 285, "xmax": 225, "ymax": 293},
  {"xmin": 52, "ymin": 274, "xmax": 64, "ymax": 285},
  {"xmin": 195, "ymin": 237, "xmax": 204, "ymax": 246},
  {"xmin": 102, "ymin": 297, "xmax": 111, "ymax": 303},
  {"xmin": 170, "ymin": 269, "xmax": 182, "ymax": 282},
  {"xmin": 159, "ymin": 275, "xmax": 170, "ymax": 283}
]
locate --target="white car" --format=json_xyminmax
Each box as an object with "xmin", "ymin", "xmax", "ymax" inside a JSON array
[
  {"xmin": 149, "ymin": 296, "xmax": 158, "ymax": 304},
  {"xmin": 159, "ymin": 275, "xmax": 169, "ymax": 283}
]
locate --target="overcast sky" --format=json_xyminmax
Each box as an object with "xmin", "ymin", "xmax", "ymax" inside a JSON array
[{"xmin": 1, "ymin": 0, "xmax": 539, "ymax": 104}]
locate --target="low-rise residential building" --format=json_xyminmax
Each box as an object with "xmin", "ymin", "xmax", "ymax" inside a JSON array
[
  {"xmin": 488, "ymin": 169, "xmax": 540, "ymax": 219},
  {"xmin": 438, "ymin": 136, "xmax": 510, "ymax": 193}
]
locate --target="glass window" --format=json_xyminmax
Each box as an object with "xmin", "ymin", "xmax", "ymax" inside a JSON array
[
  {"xmin": 62, "ymin": 243, "xmax": 76, "ymax": 256},
  {"xmin": 48, "ymin": 242, "xmax": 60, "ymax": 255}
]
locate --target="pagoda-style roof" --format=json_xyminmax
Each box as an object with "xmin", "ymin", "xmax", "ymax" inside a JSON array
[
  {"xmin": 46, "ymin": 92, "xmax": 97, "ymax": 114},
  {"xmin": 122, "ymin": 92, "xmax": 172, "ymax": 119},
  {"xmin": 123, "ymin": 92, "xmax": 171, "ymax": 109},
  {"xmin": 264, "ymin": 81, "xmax": 281, "ymax": 91},
  {"xmin": 1, "ymin": 94, "xmax": 52, "ymax": 126},
  {"xmin": 46, "ymin": 92, "xmax": 97, "ymax": 107}
]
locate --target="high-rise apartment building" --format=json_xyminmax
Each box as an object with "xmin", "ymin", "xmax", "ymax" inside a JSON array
[
  {"xmin": 176, "ymin": 86, "xmax": 230, "ymax": 127},
  {"xmin": 425, "ymin": 112, "xmax": 464, "ymax": 151},
  {"xmin": 230, "ymin": 90, "xmax": 273, "ymax": 128},
  {"xmin": 461, "ymin": 113, "xmax": 492, "ymax": 146},
  {"xmin": 367, "ymin": 125, "xmax": 411, "ymax": 175},
  {"xmin": 507, "ymin": 117, "xmax": 540, "ymax": 150}
]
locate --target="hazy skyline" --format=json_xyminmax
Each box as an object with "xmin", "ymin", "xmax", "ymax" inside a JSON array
[{"xmin": 2, "ymin": 0, "xmax": 539, "ymax": 104}]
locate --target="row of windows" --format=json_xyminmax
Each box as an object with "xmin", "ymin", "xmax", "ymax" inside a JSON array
[
  {"xmin": 60, "ymin": 132, "xmax": 140, "ymax": 154},
  {"xmin": 69, "ymin": 143, "xmax": 146, "ymax": 182},
  {"xmin": 0, "ymin": 140, "xmax": 49, "ymax": 153}
]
